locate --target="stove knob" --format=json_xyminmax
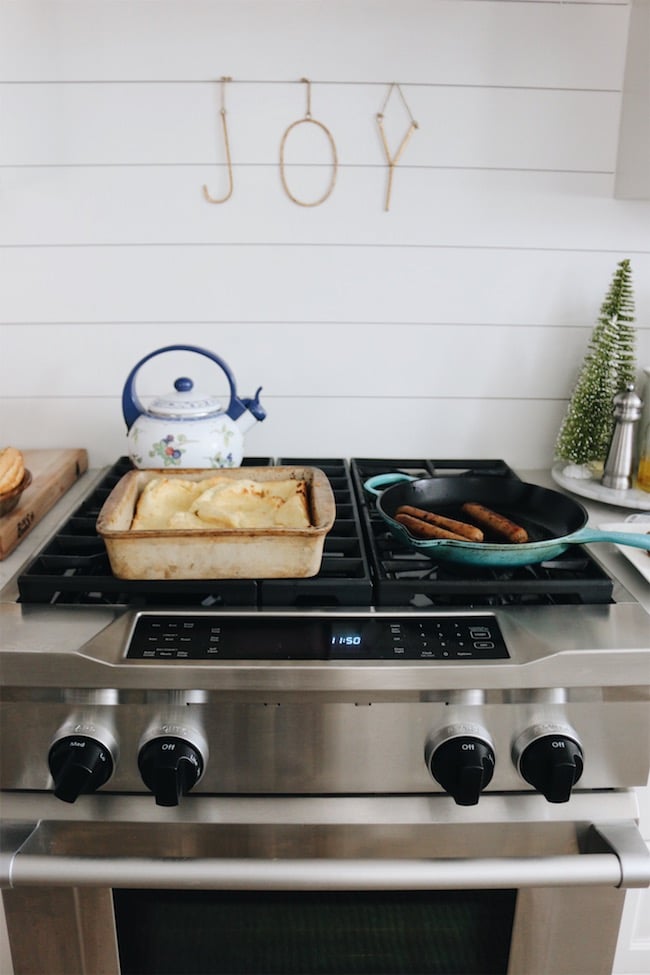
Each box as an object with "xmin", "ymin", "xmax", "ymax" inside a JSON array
[
  {"xmin": 48, "ymin": 734, "xmax": 115, "ymax": 803},
  {"xmin": 514, "ymin": 727, "xmax": 584, "ymax": 803},
  {"xmin": 138, "ymin": 736, "xmax": 205, "ymax": 807},
  {"xmin": 426, "ymin": 727, "xmax": 495, "ymax": 806}
]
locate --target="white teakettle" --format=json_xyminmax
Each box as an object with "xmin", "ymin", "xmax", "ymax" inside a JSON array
[{"xmin": 122, "ymin": 345, "xmax": 266, "ymax": 469}]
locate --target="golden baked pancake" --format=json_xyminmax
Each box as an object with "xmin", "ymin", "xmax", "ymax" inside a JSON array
[
  {"xmin": 131, "ymin": 476, "xmax": 310, "ymax": 531},
  {"xmin": 191, "ymin": 479, "xmax": 309, "ymax": 529},
  {"xmin": 131, "ymin": 476, "xmax": 224, "ymax": 530}
]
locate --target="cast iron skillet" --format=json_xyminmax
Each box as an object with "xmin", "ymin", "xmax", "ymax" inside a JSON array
[{"xmin": 364, "ymin": 473, "xmax": 650, "ymax": 568}]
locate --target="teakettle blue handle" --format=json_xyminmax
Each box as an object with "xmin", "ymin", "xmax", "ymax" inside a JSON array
[
  {"xmin": 364, "ymin": 473, "xmax": 417, "ymax": 497},
  {"xmin": 122, "ymin": 345, "xmax": 241, "ymax": 430}
]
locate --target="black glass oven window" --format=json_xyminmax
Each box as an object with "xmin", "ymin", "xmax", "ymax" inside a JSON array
[{"xmin": 114, "ymin": 888, "xmax": 516, "ymax": 975}]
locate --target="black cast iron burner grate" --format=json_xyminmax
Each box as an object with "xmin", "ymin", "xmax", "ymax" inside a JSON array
[
  {"xmin": 349, "ymin": 459, "xmax": 614, "ymax": 607},
  {"xmin": 16, "ymin": 457, "xmax": 614, "ymax": 607},
  {"xmin": 17, "ymin": 457, "xmax": 372, "ymax": 608}
]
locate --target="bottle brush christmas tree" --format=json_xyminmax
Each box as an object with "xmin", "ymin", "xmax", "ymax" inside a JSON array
[{"xmin": 555, "ymin": 258, "xmax": 636, "ymax": 468}]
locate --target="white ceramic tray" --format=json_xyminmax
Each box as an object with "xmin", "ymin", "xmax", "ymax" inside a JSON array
[{"xmin": 551, "ymin": 463, "xmax": 650, "ymax": 511}]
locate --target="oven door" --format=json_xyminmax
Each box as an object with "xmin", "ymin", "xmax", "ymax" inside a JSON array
[{"xmin": 2, "ymin": 792, "xmax": 649, "ymax": 975}]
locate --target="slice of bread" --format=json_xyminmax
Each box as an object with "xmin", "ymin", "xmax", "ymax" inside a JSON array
[{"xmin": 0, "ymin": 447, "xmax": 25, "ymax": 494}]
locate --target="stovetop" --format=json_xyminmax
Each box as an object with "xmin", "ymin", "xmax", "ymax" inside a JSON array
[
  {"xmin": 14, "ymin": 456, "xmax": 615, "ymax": 608},
  {"xmin": 2, "ymin": 459, "xmax": 649, "ymax": 804}
]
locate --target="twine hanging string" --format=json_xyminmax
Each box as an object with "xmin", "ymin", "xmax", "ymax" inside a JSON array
[
  {"xmin": 376, "ymin": 83, "xmax": 419, "ymax": 211},
  {"xmin": 203, "ymin": 76, "xmax": 234, "ymax": 203},
  {"xmin": 279, "ymin": 78, "xmax": 339, "ymax": 207}
]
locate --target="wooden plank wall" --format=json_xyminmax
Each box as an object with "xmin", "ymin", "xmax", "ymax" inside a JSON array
[{"xmin": 1, "ymin": 0, "xmax": 649, "ymax": 467}]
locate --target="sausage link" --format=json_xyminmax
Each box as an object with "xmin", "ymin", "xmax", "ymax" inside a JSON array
[
  {"xmin": 395, "ymin": 505, "xmax": 484, "ymax": 542},
  {"xmin": 395, "ymin": 512, "xmax": 472, "ymax": 542},
  {"xmin": 461, "ymin": 503, "xmax": 529, "ymax": 544}
]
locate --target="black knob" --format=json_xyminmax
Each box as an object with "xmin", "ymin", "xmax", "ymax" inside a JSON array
[
  {"xmin": 519, "ymin": 734, "xmax": 584, "ymax": 803},
  {"xmin": 138, "ymin": 736, "xmax": 204, "ymax": 806},
  {"xmin": 48, "ymin": 735, "xmax": 114, "ymax": 803},
  {"xmin": 428, "ymin": 736, "xmax": 495, "ymax": 806}
]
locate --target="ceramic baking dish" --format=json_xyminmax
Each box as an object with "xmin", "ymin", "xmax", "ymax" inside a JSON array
[{"xmin": 96, "ymin": 466, "xmax": 336, "ymax": 579}]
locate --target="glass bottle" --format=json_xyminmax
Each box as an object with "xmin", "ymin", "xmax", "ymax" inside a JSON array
[{"xmin": 637, "ymin": 366, "xmax": 650, "ymax": 491}]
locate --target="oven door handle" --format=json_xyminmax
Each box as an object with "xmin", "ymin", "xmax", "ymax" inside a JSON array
[{"xmin": 2, "ymin": 821, "xmax": 649, "ymax": 892}]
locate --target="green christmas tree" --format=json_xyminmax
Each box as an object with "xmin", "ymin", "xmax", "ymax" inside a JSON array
[{"xmin": 555, "ymin": 259, "xmax": 636, "ymax": 466}]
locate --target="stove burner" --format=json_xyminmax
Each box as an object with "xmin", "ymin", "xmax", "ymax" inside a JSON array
[
  {"xmin": 16, "ymin": 457, "xmax": 614, "ymax": 607},
  {"xmin": 349, "ymin": 459, "xmax": 613, "ymax": 607},
  {"xmin": 17, "ymin": 457, "xmax": 372, "ymax": 608}
]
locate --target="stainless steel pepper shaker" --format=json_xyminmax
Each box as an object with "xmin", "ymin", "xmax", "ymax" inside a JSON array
[{"xmin": 602, "ymin": 384, "xmax": 643, "ymax": 490}]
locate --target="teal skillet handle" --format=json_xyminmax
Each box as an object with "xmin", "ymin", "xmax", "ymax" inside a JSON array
[
  {"xmin": 568, "ymin": 527, "xmax": 650, "ymax": 550},
  {"xmin": 364, "ymin": 473, "xmax": 417, "ymax": 497}
]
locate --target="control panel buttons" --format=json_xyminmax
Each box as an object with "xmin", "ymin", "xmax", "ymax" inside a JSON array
[
  {"xmin": 425, "ymin": 725, "xmax": 495, "ymax": 806},
  {"xmin": 138, "ymin": 736, "xmax": 205, "ymax": 807},
  {"xmin": 513, "ymin": 726, "xmax": 584, "ymax": 803},
  {"xmin": 127, "ymin": 613, "xmax": 509, "ymax": 661},
  {"xmin": 48, "ymin": 734, "xmax": 115, "ymax": 804}
]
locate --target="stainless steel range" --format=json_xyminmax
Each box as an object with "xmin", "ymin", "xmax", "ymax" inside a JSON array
[{"xmin": 1, "ymin": 458, "xmax": 649, "ymax": 975}]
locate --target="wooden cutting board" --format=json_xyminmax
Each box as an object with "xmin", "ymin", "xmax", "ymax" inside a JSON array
[{"xmin": 0, "ymin": 448, "xmax": 89, "ymax": 560}]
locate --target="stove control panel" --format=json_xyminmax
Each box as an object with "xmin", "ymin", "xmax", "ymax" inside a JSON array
[
  {"xmin": 41, "ymin": 712, "xmax": 591, "ymax": 806},
  {"xmin": 126, "ymin": 614, "xmax": 509, "ymax": 661}
]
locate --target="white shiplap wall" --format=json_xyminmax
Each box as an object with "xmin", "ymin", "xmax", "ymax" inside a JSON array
[{"xmin": 0, "ymin": 0, "xmax": 649, "ymax": 469}]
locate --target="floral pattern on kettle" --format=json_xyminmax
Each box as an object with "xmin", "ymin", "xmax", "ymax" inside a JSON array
[
  {"xmin": 205, "ymin": 425, "xmax": 237, "ymax": 467},
  {"xmin": 148, "ymin": 434, "xmax": 192, "ymax": 466}
]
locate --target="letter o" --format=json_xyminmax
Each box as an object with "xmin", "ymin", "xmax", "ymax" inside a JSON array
[{"xmin": 279, "ymin": 118, "xmax": 338, "ymax": 207}]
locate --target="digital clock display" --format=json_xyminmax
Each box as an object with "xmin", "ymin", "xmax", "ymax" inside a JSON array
[{"xmin": 331, "ymin": 632, "xmax": 363, "ymax": 647}]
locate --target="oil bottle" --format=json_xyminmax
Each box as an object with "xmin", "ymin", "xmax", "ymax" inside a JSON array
[{"xmin": 637, "ymin": 366, "xmax": 650, "ymax": 492}]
